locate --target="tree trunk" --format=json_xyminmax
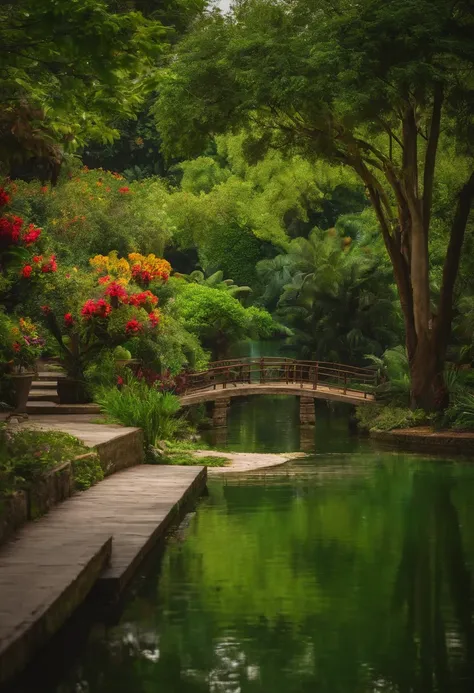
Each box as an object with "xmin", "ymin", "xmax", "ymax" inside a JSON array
[{"xmin": 409, "ymin": 336, "xmax": 448, "ymax": 411}]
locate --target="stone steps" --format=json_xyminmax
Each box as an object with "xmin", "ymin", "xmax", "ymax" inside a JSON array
[{"xmin": 26, "ymin": 402, "xmax": 101, "ymax": 415}]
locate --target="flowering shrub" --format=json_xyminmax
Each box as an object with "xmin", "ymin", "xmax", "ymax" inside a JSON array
[
  {"xmin": 128, "ymin": 253, "xmax": 171, "ymax": 285},
  {"xmin": 6, "ymin": 317, "xmax": 45, "ymax": 373},
  {"xmin": 10, "ymin": 170, "xmax": 173, "ymax": 264},
  {"xmin": 21, "ymin": 254, "xmax": 57, "ymax": 279},
  {"xmin": 40, "ymin": 256, "xmax": 164, "ymax": 379},
  {"xmin": 90, "ymin": 251, "xmax": 171, "ymax": 287},
  {"xmin": 0, "ymin": 187, "xmax": 43, "ymax": 270}
]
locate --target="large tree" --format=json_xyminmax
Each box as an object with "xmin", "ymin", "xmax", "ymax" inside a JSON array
[
  {"xmin": 0, "ymin": 0, "xmax": 165, "ymax": 176},
  {"xmin": 155, "ymin": 0, "xmax": 474, "ymax": 410}
]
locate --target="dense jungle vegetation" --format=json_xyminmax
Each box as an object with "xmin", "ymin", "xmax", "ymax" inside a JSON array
[{"xmin": 1, "ymin": 0, "xmax": 474, "ymax": 440}]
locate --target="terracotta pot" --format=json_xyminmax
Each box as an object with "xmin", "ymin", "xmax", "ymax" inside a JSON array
[
  {"xmin": 56, "ymin": 378, "xmax": 91, "ymax": 404},
  {"xmin": 10, "ymin": 373, "xmax": 34, "ymax": 412}
]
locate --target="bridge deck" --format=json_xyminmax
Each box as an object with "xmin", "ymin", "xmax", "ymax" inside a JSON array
[{"xmin": 180, "ymin": 381, "xmax": 375, "ymax": 406}]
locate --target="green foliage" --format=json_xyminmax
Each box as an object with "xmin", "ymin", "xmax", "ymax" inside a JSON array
[
  {"xmin": 72, "ymin": 453, "xmax": 104, "ymax": 491},
  {"xmin": 113, "ymin": 346, "xmax": 132, "ymax": 360},
  {"xmin": 161, "ymin": 452, "xmax": 230, "ymax": 467},
  {"xmin": 154, "ymin": 0, "xmax": 474, "ymax": 410},
  {"xmin": 173, "ymin": 279, "xmax": 277, "ymax": 359},
  {"xmin": 181, "ymin": 270, "xmax": 252, "ymax": 300},
  {"xmin": 96, "ymin": 378, "xmax": 185, "ymax": 447},
  {"xmin": 11, "ymin": 171, "xmax": 173, "ymax": 266},
  {"xmin": 356, "ymin": 405, "xmax": 430, "ymax": 432},
  {"xmin": 274, "ymin": 229, "xmax": 402, "ymax": 364},
  {"xmin": 0, "ymin": 0, "xmax": 166, "ymax": 170},
  {"xmin": 436, "ymin": 392, "xmax": 474, "ymax": 432},
  {"xmin": 0, "ymin": 427, "xmax": 91, "ymax": 494}
]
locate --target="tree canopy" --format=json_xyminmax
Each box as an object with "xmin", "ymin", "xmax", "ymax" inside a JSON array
[
  {"xmin": 0, "ymin": 0, "xmax": 166, "ymax": 173},
  {"xmin": 155, "ymin": 0, "xmax": 474, "ymax": 409}
]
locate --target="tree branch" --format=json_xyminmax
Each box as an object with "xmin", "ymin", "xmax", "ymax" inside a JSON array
[
  {"xmin": 423, "ymin": 82, "xmax": 443, "ymax": 236},
  {"xmin": 435, "ymin": 170, "xmax": 474, "ymax": 354}
]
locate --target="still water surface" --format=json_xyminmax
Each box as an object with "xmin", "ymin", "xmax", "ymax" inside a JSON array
[{"xmin": 47, "ymin": 437, "xmax": 474, "ymax": 692}]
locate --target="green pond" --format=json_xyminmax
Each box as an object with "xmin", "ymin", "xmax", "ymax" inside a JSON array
[
  {"xmin": 22, "ymin": 342, "xmax": 474, "ymax": 692},
  {"xmin": 32, "ymin": 404, "xmax": 474, "ymax": 693}
]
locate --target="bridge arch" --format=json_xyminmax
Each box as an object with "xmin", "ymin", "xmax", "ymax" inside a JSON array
[{"xmin": 179, "ymin": 357, "xmax": 376, "ymax": 426}]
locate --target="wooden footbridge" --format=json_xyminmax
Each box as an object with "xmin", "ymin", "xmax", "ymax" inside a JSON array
[{"xmin": 180, "ymin": 358, "xmax": 377, "ymax": 425}]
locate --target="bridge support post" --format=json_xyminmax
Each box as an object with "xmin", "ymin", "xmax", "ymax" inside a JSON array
[
  {"xmin": 299, "ymin": 397, "xmax": 315, "ymax": 425},
  {"xmin": 212, "ymin": 398, "xmax": 230, "ymax": 428}
]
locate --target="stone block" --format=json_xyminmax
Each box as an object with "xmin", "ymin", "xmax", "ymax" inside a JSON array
[
  {"xmin": 28, "ymin": 462, "xmax": 73, "ymax": 521},
  {"xmin": 0, "ymin": 492, "xmax": 28, "ymax": 545},
  {"xmin": 95, "ymin": 429, "xmax": 145, "ymax": 476}
]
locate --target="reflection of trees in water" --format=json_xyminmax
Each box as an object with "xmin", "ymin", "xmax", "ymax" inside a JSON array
[
  {"xmin": 55, "ymin": 461, "xmax": 474, "ymax": 693},
  {"xmin": 391, "ymin": 472, "xmax": 474, "ymax": 692}
]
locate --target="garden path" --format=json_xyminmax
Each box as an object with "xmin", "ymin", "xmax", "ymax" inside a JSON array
[{"xmin": 0, "ymin": 464, "xmax": 206, "ymax": 687}]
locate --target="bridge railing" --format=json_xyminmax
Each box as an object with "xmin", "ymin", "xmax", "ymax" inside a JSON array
[{"xmin": 184, "ymin": 358, "xmax": 377, "ymax": 398}]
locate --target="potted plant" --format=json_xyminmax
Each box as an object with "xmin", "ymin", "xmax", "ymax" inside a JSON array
[{"xmin": 6, "ymin": 318, "xmax": 45, "ymax": 411}]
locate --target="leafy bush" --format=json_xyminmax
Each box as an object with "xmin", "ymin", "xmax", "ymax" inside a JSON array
[
  {"xmin": 356, "ymin": 404, "xmax": 430, "ymax": 432},
  {"xmin": 0, "ymin": 427, "xmax": 94, "ymax": 495},
  {"xmin": 436, "ymin": 393, "xmax": 474, "ymax": 431},
  {"xmin": 72, "ymin": 454, "xmax": 104, "ymax": 490},
  {"xmin": 113, "ymin": 345, "xmax": 132, "ymax": 360},
  {"xmin": 96, "ymin": 377, "xmax": 186, "ymax": 447}
]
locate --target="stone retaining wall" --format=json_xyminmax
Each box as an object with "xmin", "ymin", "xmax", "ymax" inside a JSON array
[
  {"xmin": 371, "ymin": 429, "xmax": 474, "ymax": 456},
  {"xmin": 0, "ymin": 452, "xmax": 98, "ymax": 546},
  {"xmin": 95, "ymin": 429, "xmax": 144, "ymax": 476}
]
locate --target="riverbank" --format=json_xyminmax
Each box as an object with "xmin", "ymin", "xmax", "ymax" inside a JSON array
[
  {"xmin": 370, "ymin": 427, "xmax": 474, "ymax": 456},
  {"xmin": 193, "ymin": 449, "xmax": 306, "ymax": 474}
]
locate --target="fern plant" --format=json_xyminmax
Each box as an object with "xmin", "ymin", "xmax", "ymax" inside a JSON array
[{"xmin": 96, "ymin": 378, "xmax": 186, "ymax": 447}]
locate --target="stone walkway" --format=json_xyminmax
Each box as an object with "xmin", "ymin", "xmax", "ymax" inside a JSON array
[{"xmin": 0, "ymin": 464, "xmax": 206, "ymax": 686}]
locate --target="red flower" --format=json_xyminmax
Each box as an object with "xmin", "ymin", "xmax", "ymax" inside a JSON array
[
  {"xmin": 95, "ymin": 298, "xmax": 111, "ymax": 318},
  {"xmin": 127, "ymin": 290, "xmax": 158, "ymax": 308},
  {"xmin": 0, "ymin": 188, "xmax": 10, "ymax": 207},
  {"xmin": 21, "ymin": 264, "xmax": 33, "ymax": 278},
  {"xmin": 40, "ymin": 186, "xmax": 48, "ymax": 194},
  {"xmin": 41, "ymin": 255, "xmax": 57, "ymax": 273},
  {"xmin": 119, "ymin": 186, "xmax": 130, "ymax": 194},
  {"xmin": 125, "ymin": 319, "xmax": 143, "ymax": 335},
  {"xmin": 64, "ymin": 313, "xmax": 74, "ymax": 327},
  {"xmin": 12, "ymin": 341, "xmax": 21, "ymax": 352},
  {"xmin": 105, "ymin": 281, "xmax": 127, "ymax": 300},
  {"xmin": 81, "ymin": 299, "xmax": 96, "ymax": 319},
  {"xmin": 98, "ymin": 275, "xmax": 111, "ymax": 285},
  {"xmin": 33, "ymin": 255, "xmax": 43, "ymax": 264},
  {"xmin": 22, "ymin": 224, "xmax": 42, "ymax": 245},
  {"xmin": 81, "ymin": 298, "xmax": 111, "ymax": 320},
  {"xmin": 117, "ymin": 376, "xmax": 124, "ymax": 386},
  {"xmin": 132, "ymin": 269, "xmax": 152, "ymax": 285},
  {"xmin": 11, "ymin": 216, "xmax": 23, "ymax": 243},
  {"xmin": 41, "ymin": 305, "xmax": 51, "ymax": 315},
  {"xmin": 149, "ymin": 310, "xmax": 160, "ymax": 327}
]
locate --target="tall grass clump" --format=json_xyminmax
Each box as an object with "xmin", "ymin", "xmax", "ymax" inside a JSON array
[{"xmin": 96, "ymin": 377, "xmax": 185, "ymax": 447}]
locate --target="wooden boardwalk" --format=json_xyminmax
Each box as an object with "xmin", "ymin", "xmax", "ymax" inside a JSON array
[{"xmin": 0, "ymin": 464, "xmax": 207, "ymax": 686}]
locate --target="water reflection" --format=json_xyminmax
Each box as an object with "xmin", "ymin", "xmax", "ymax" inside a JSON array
[
  {"xmin": 50, "ymin": 453, "xmax": 474, "ymax": 693},
  {"xmin": 202, "ymin": 395, "xmax": 370, "ymax": 454}
]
